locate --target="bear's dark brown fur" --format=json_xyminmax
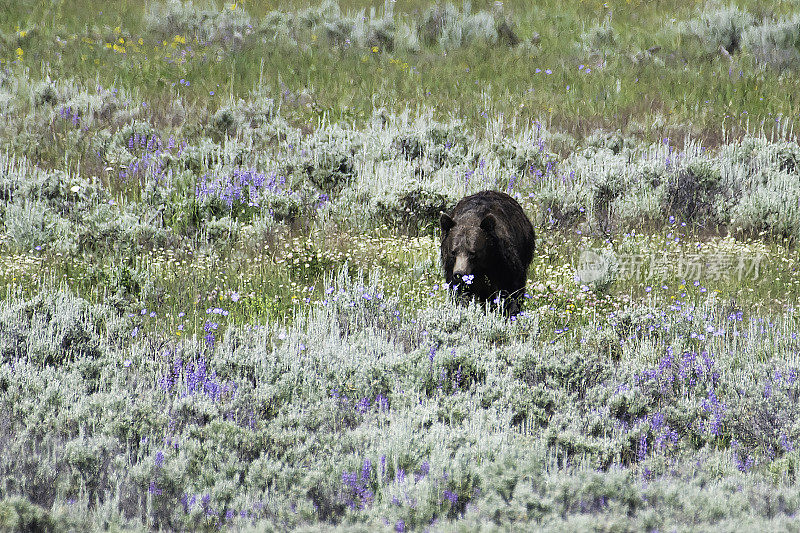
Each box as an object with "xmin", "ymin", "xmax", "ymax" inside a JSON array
[{"xmin": 440, "ymin": 190, "xmax": 535, "ymax": 315}]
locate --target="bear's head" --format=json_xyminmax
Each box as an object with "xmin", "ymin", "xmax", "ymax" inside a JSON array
[{"xmin": 440, "ymin": 212, "xmax": 498, "ymax": 297}]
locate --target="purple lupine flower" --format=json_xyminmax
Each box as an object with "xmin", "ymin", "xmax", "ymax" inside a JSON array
[
  {"xmin": 375, "ymin": 394, "xmax": 389, "ymax": 412},
  {"xmin": 417, "ymin": 461, "xmax": 430, "ymax": 480},
  {"xmin": 180, "ymin": 493, "xmax": 189, "ymax": 512},
  {"xmin": 356, "ymin": 397, "xmax": 371, "ymax": 414},
  {"xmin": 506, "ymin": 174, "xmax": 517, "ymax": 194},
  {"xmin": 149, "ymin": 480, "xmax": 162, "ymax": 495},
  {"xmin": 651, "ymin": 412, "xmax": 664, "ymax": 430},
  {"xmin": 361, "ymin": 458, "xmax": 372, "ymax": 483},
  {"xmin": 638, "ymin": 432, "xmax": 647, "ymax": 461},
  {"xmin": 736, "ymin": 453, "xmax": 754, "ymax": 472}
]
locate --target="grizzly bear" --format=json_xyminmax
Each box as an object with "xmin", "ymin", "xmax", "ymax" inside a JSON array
[{"xmin": 440, "ymin": 190, "xmax": 535, "ymax": 316}]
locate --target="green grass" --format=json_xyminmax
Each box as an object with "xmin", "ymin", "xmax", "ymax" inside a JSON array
[
  {"xmin": 3, "ymin": 222, "xmax": 797, "ymax": 342},
  {"xmin": 3, "ymin": 0, "xmax": 800, "ymax": 153}
]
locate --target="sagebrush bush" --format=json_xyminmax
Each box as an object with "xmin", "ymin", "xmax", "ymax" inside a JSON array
[
  {"xmin": 145, "ymin": 0, "xmax": 253, "ymax": 46},
  {"xmin": 374, "ymin": 182, "xmax": 455, "ymax": 233},
  {"xmin": 417, "ymin": 2, "xmax": 514, "ymax": 50},
  {"xmin": 743, "ymin": 15, "xmax": 800, "ymax": 69},
  {"xmin": 418, "ymin": 3, "xmax": 459, "ymax": 47},
  {"xmin": 0, "ymin": 291, "xmax": 108, "ymax": 366},
  {"xmin": 681, "ymin": 4, "xmax": 754, "ymax": 55},
  {"xmin": 79, "ymin": 203, "xmax": 181, "ymax": 254},
  {"xmin": 581, "ymin": 19, "xmax": 616, "ymax": 51},
  {"xmin": 730, "ymin": 171, "xmax": 800, "ymax": 242},
  {"xmin": 295, "ymin": 124, "xmax": 362, "ymax": 195},
  {"xmin": 3, "ymin": 198, "xmax": 72, "ymax": 253},
  {"xmin": 1, "ymin": 273, "xmax": 800, "ymax": 530},
  {"xmin": 209, "ymin": 97, "xmax": 277, "ymax": 143},
  {"xmin": 30, "ymin": 77, "xmax": 70, "ymax": 108},
  {"xmin": 662, "ymin": 159, "xmax": 723, "ymax": 223},
  {"xmin": 0, "ymin": 497, "xmax": 56, "ymax": 533}
]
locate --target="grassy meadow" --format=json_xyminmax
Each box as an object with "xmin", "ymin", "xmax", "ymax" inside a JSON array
[{"xmin": 5, "ymin": 0, "xmax": 800, "ymax": 531}]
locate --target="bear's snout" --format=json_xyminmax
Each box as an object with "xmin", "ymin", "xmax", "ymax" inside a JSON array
[{"xmin": 452, "ymin": 254, "xmax": 471, "ymax": 280}]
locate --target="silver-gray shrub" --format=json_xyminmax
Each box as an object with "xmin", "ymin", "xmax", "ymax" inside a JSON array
[
  {"xmin": 30, "ymin": 77, "xmax": 73, "ymax": 108},
  {"xmin": 418, "ymin": 2, "xmax": 460, "ymax": 47},
  {"xmin": 662, "ymin": 158, "xmax": 724, "ymax": 224},
  {"xmin": 8, "ymin": 166, "xmax": 108, "ymax": 219},
  {"xmin": 209, "ymin": 96, "xmax": 278, "ymax": 143},
  {"xmin": 581, "ymin": 19, "xmax": 616, "ymax": 52},
  {"xmin": 5, "ymin": 280, "xmax": 800, "ymax": 529},
  {"xmin": 611, "ymin": 152, "xmax": 668, "ymax": 228},
  {"xmin": 82, "ymin": 203, "xmax": 173, "ymax": 250},
  {"xmin": 255, "ymin": 0, "xmax": 521, "ymax": 53},
  {"xmin": 373, "ymin": 180, "xmax": 456, "ymax": 231},
  {"xmin": 3, "ymin": 197, "xmax": 73, "ymax": 253},
  {"xmin": 0, "ymin": 290, "xmax": 112, "ymax": 366},
  {"xmin": 293, "ymin": 123, "xmax": 364, "ymax": 194},
  {"xmin": 294, "ymin": 111, "xmax": 474, "ymax": 229},
  {"xmin": 14, "ymin": 73, "xmax": 139, "ymax": 138},
  {"xmin": 55, "ymin": 83, "xmax": 125, "ymax": 129},
  {"xmin": 680, "ymin": 4, "xmax": 754, "ymax": 54},
  {"xmin": 145, "ymin": 0, "xmax": 254, "ymax": 46},
  {"xmin": 718, "ymin": 135, "xmax": 800, "ymax": 173},
  {"xmin": 0, "ymin": 156, "xmax": 105, "ymax": 253},
  {"xmin": 347, "ymin": 6, "xmax": 396, "ymax": 51},
  {"xmin": 418, "ymin": 2, "xmax": 512, "ymax": 50},
  {"xmin": 527, "ymin": 131, "xmax": 800, "ymax": 236},
  {"xmin": 729, "ymin": 169, "xmax": 800, "ymax": 242},
  {"xmin": 743, "ymin": 15, "xmax": 800, "ymax": 69}
]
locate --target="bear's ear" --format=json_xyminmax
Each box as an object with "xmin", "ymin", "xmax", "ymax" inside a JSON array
[
  {"xmin": 440, "ymin": 212, "xmax": 455, "ymax": 234},
  {"xmin": 480, "ymin": 214, "xmax": 497, "ymax": 234}
]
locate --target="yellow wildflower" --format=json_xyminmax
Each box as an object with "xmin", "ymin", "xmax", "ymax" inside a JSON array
[{"xmin": 15, "ymin": 48, "xmax": 23, "ymax": 58}]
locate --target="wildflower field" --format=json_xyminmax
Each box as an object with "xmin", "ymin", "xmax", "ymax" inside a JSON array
[{"xmin": 7, "ymin": 0, "xmax": 800, "ymax": 530}]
